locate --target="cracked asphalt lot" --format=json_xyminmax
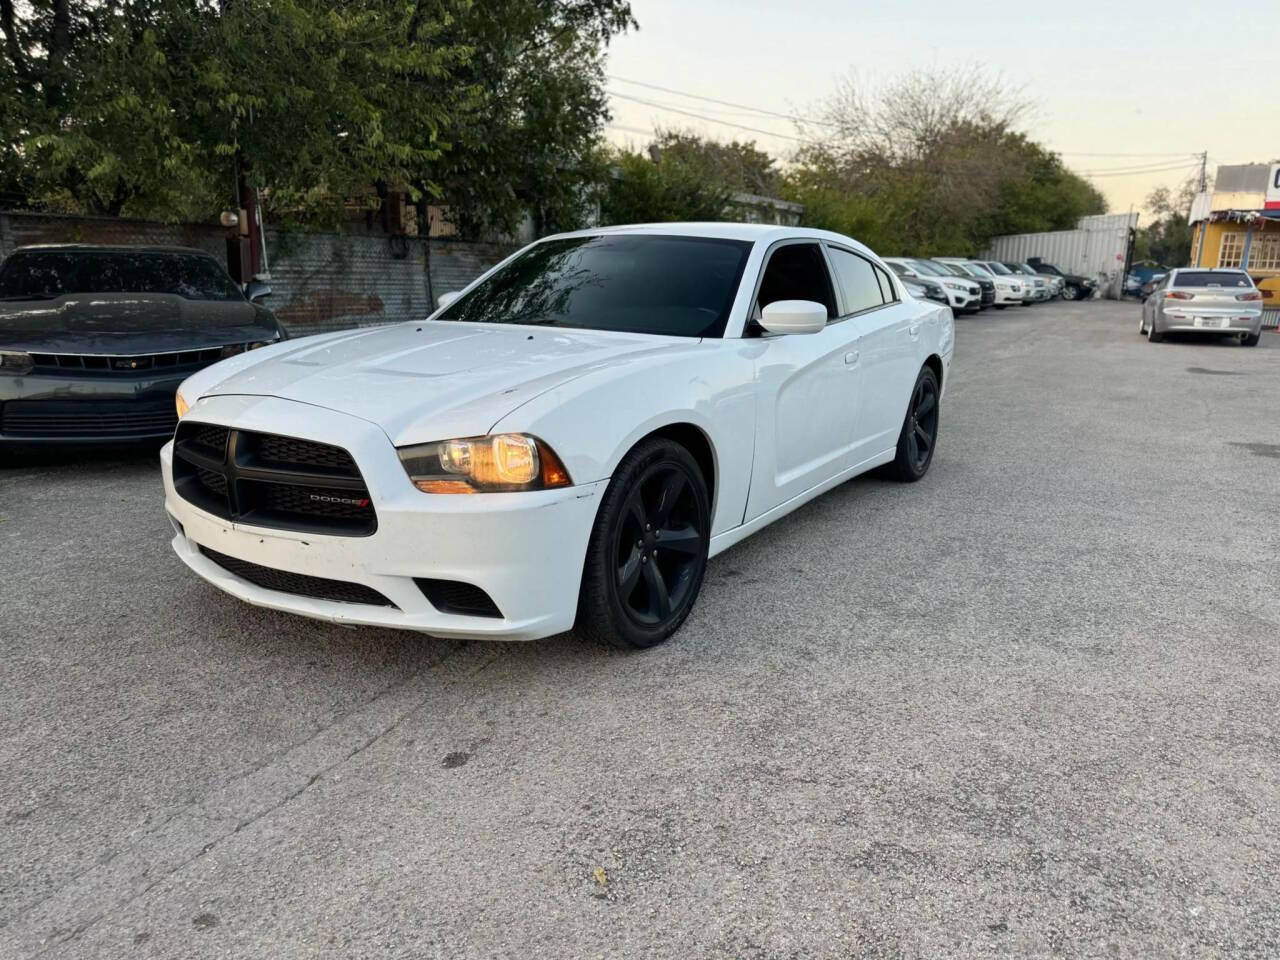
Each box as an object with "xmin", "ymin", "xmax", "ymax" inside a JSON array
[{"xmin": 3, "ymin": 301, "xmax": 1279, "ymax": 958}]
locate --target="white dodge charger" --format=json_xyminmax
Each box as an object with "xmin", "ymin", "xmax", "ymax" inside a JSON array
[{"xmin": 162, "ymin": 224, "xmax": 954, "ymax": 648}]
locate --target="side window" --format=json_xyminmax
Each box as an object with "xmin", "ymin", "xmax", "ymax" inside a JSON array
[
  {"xmin": 873, "ymin": 264, "xmax": 898, "ymax": 304},
  {"xmin": 826, "ymin": 247, "xmax": 887, "ymax": 316},
  {"xmin": 756, "ymin": 243, "xmax": 838, "ymax": 320}
]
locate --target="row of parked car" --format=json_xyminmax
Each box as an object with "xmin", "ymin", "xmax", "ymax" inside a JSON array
[{"xmin": 884, "ymin": 256, "xmax": 1098, "ymax": 313}]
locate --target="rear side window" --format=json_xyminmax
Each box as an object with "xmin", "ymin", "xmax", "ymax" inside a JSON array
[
  {"xmin": 873, "ymin": 264, "xmax": 898, "ymax": 303},
  {"xmin": 1172, "ymin": 271, "xmax": 1251, "ymax": 288},
  {"xmin": 826, "ymin": 247, "xmax": 886, "ymax": 315},
  {"xmin": 756, "ymin": 243, "xmax": 838, "ymax": 319},
  {"xmin": 0, "ymin": 250, "xmax": 242, "ymax": 301}
]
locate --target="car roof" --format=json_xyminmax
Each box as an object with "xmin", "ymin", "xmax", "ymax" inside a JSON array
[
  {"xmin": 540, "ymin": 222, "xmax": 883, "ymax": 258},
  {"xmin": 10, "ymin": 243, "xmax": 216, "ymax": 256}
]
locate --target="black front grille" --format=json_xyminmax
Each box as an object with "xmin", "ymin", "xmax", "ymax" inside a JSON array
[
  {"xmin": 173, "ymin": 422, "xmax": 376, "ymax": 536},
  {"xmin": 200, "ymin": 546, "xmax": 395, "ymax": 607},
  {"xmin": 1, "ymin": 399, "xmax": 177, "ymax": 438},
  {"xmin": 28, "ymin": 347, "xmax": 229, "ymax": 376}
]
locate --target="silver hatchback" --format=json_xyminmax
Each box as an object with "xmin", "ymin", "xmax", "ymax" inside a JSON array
[{"xmin": 1140, "ymin": 268, "xmax": 1264, "ymax": 346}]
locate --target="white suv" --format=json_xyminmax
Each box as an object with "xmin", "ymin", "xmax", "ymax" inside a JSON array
[
  {"xmin": 937, "ymin": 257, "xmax": 1023, "ymax": 308},
  {"xmin": 883, "ymin": 257, "xmax": 981, "ymax": 312}
]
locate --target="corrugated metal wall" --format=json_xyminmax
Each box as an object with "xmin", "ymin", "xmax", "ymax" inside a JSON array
[
  {"xmin": 0, "ymin": 212, "xmax": 517, "ymax": 337},
  {"xmin": 983, "ymin": 213, "xmax": 1138, "ymax": 299}
]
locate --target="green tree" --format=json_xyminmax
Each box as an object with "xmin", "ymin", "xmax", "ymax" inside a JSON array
[
  {"xmin": 599, "ymin": 146, "xmax": 730, "ymax": 225},
  {"xmin": 1135, "ymin": 180, "xmax": 1197, "ymax": 267},
  {"xmin": 784, "ymin": 67, "xmax": 1105, "ymax": 255},
  {"xmin": 0, "ymin": 0, "xmax": 634, "ymax": 230}
]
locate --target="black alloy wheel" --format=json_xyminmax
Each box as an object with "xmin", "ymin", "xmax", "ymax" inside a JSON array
[
  {"xmin": 890, "ymin": 366, "xmax": 941, "ymax": 482},
  {"xmin": 578, "ymin": 437, "xmax": 710, "ymax": 649}
]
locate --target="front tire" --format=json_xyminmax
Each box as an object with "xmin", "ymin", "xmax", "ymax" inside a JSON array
[
  {"xmin": 889, "ymin": 366, "xmax": 941, "ymax": 482},
  {"xmin": 577, "ymin": 437, "xmax": 710, "ymax": 649},
  {"xmin": 1064, "ymin": 283, "xmax": 1079, "ymax": 300}
]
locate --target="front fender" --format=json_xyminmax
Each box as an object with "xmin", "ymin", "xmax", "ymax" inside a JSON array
[{"xmin": 490, "ymin": 342, "xmax": 756, "ymax": 538}]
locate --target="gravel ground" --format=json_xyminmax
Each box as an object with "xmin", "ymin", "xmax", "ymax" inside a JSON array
[{"xmin": 3, "ymin": 300, "xmax": 1279, "ymax": 959}]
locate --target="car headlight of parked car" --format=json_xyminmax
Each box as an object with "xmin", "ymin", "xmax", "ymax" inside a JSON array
[
  {"xmin": 398, "ymin": 434, "xmax": 572, "ymax": 494},
  {"xmin": 0, "ymin": 350, "xmax": 34, "ymax": 375},
  {"xmin": 942, "ymin": 280, "xmax": 967, "ymax": 291},
  {"xmin": 219, "ymin": 337, "xmax": 280, "ymax": 360}
]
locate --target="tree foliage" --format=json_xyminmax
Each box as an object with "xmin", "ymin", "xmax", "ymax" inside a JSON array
[
  {"xmin": 0, "ymin": 0, "xmax": 633, "ymax": 229},
  {"xmin": 784, "ymin": 67, "xmax": 1106, "ymax": 255},
  {"xmin": 1133, "ymin": 179, "xmax": 1197, "ymax": 267}
]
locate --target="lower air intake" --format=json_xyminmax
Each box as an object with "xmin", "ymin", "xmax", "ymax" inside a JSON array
[
  {"xmin": 200, "ymin": 546, "xmax": 396, "ymax": 608},
  {"xmin": 415, "ymin": 579, "xmax": 502, "ymax": 618}
]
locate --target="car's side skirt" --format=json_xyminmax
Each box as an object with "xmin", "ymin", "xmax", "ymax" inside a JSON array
[{"xmin": 708, "ymin": 446, "xmax": 897, "ymax": 559}]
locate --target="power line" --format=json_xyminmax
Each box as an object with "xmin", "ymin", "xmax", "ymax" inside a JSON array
[
  {"xmin": 1077, "ymin": 158, "xmax": 1201, "ymax": 175},
  {"xmin": 607, "ymin": 90, "xmax": 820, "ymax": 145},
  {"xmin": 609, "ymin": 74, "xmax": 835, "ymax": 129},
  {"xmin": 1081, "ymin": 162, "xmax": 1201, "ymax": 178}
]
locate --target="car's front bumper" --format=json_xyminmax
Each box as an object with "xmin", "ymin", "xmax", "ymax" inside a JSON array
[
  {"xmin": 1, "ymin": 371, "xmax": 183, "ymax": 445},
  {"xmin": 161, "ymin": 396, "xmax": 608, "ymax": 641},
  {"xmin": 994, "ymin": 288, "xmax": 1023, "ymax": 305},
  {"xmin": 944, "ymin": 289, "xmax": 978, "ymax": 310}
]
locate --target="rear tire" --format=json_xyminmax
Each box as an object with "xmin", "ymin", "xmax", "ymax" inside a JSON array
[
  {"xmin": 1243, "ymin": 332, "xmax": 1260, "ymax": 347},
  {"xmin": 889, "ymin": 366, "xmax": 941, "ymax": 482},
  {"xmin": 576, "ymin": 437, "xmax": 710, "ymax": 649},
  {"xmin": 1148, "ymin": 319, "xmax": 1164, "ymax": 343}
]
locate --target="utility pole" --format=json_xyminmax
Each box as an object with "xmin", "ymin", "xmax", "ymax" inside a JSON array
[
  {"xmin": 1193, "ymin": 151, "xmax": 1209, "ymax": 266},
  {"xmin": 1196, "ymin": 151, "xmax": 1208, "ymax": 192}
]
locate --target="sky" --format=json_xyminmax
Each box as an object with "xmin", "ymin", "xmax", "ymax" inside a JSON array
[{"xmin": 603, "ymin": 0, "xmax": 1279, "ymax": 219}]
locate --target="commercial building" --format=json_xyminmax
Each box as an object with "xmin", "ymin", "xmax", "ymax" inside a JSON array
[{"xmin": 1188, "ymin": 163, "xmax": 1280, "ymax": 316}]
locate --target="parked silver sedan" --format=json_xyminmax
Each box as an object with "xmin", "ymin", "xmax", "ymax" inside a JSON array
[{"xmin": 1140, "ymin": 268, "xmax": 1264, "ymax": 346}]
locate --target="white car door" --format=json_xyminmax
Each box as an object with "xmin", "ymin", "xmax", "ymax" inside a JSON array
[
  {"xmin": 825, "ymin": 245, "xmax": 921, "ymax": 458},
  {"xmin": 743, "ymin": 241, "xmax": 862, "ymax": 522}
]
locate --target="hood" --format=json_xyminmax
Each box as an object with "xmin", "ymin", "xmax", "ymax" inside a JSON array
[
  {"xmin": 0, "ymin": 293, "xmax": 278, "ymax": 352},
  {"xmin": 197, "ymin": 321, "xmax": 694, "ymax": 445}
]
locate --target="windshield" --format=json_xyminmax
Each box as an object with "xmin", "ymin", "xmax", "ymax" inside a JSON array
[
  {"xmin": 0, "ymin": 250, "xmax": 243, "ymax": 301},
  {"xmin": 435, "ymin": 234, "xmax": 752, "ymax": 337},
  {"xmin": 984, "ymin": 261, "xmax": 1012, "ymax": 275},
  {"xmin": 886, "ymin": 261, "xmax": 910, "ymax": 277},
  {"xmin": 910, "ymin": 259, "xmax": 947, "ymax": 277},
  {"xmin": 1172, "ymin": 270, "xmax": 1251, "ymax": 288},
  {"xmin": 965, "ymin": 262, "xmax": 995, "ymax": 278},
  {"xmin": 928, "ymin": 260, "xmax": 966, "ymax": 278}
]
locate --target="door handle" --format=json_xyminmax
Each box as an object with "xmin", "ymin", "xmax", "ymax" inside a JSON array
[{"xmin": 844, "ymin": 350, "xmax": 859, "ymax": 366}]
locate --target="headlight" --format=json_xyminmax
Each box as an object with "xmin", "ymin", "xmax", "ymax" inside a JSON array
[
  {"xmin": 398, "ymin": 433, "xmax": 572, "ymax": 494},
  {"xmin": 942, "ymin": 280, "xmax": 964, "ymax": 291},
  {"xmin": 175, "ymin": 388, "xmax": 189, "ymax": 419},
  {"xmin": 0, "ymin": 350, "xmax": 34, "ymax": 375},
  {"xmin": 219, "ymin": 337, "xmax": 280, "ymax": 359}
]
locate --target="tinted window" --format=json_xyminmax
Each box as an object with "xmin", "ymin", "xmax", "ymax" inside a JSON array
[
  {"xmin": 1172, "ymin": 270, "xmax": 1251, "ymax": 288},
  {"xmin": 827, "ymin": 247, "xmax": 885, "ymax": 315},
  {"xmin": 874, "ymin": 264, "xmax": 898, "ymax": 303},
  {"xmin": 0, "ymin": 250, "xmax": 242, "ymax": 301},
  {"xmin": 756, "ymin": 243, "xmax": 838, "ymax": 319},
  {"xmin": 437, "ymin": 234, "xmax": 751, "ymax": 337},
  {"xmin": 911, "ymin": 259, "xmax": 948, "ymax": 277}
]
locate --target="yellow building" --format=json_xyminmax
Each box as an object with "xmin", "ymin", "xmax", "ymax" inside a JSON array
[{"xmin": 1188, "ymin": 163, "xmax": 1280, "ymax": 315}]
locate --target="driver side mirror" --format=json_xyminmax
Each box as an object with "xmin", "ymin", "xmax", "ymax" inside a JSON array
[
  {"xmin": 245, "ymin": 280, "xmax": 271, "ymax": 303},
  {"xmin": 437, "ymin": 290, "xmax": 461, "ymax": 309},
  {"xmin": 759, "ymin": 300, "xmax": 827, "ymax": 335}
]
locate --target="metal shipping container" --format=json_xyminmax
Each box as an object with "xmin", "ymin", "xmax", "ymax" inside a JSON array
[{"xmin": 983, "ymin": 213, "xmax": 1138, "ymax": 299}]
